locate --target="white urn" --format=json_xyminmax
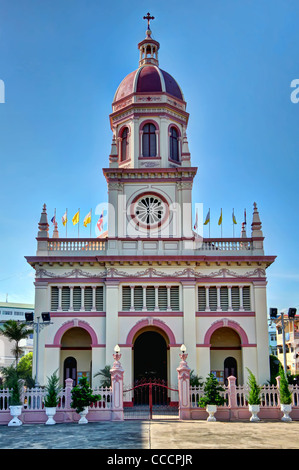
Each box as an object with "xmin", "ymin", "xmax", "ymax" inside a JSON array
[
  {"xmin": 78, "ymin": 406, "xmax": 89, "ymax": 424},
  {"xmin": 249, "ymin": 404, "xmax": 260, "ymax": 422},
  {"xmin": 8, "ymin": 405, "xmax": 23, "ymax": 426},
  {"xmin": 45, "ymin": 407, "xmax": 57, "ymax": 425},
  {"xmin": 281, "ymin": 404, "xmax": 292, "ymax": 422},
  {"xmin": 206, "ymin": 404, "xmax": 217, "ymax": 422}
]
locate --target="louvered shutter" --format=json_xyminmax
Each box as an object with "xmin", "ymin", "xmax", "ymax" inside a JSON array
[
  {"xmin": 96, "ymin": 286, "xmax": 104, "ymax": 311},
  {"xmin": 134, "ymin": 286, "xmax": 143, "ymax": 310},
  {"xmin": 231, "ymin": 287, "xmax": 240, "ymax": 311},
  {"xmin": 198, "ymin": 286, "xmax": 206, "ymax": 311},
  {"xmin": 51, "ymin": 287, "xmax": 59, "ymax": 311},
  {"xmin": 84, "ymin": 286, "xmax": 93, "ymax": 311},
  {"xmin": 62, "ymin": 287, "xmax": 70, "ymax": 311},
  {"xmin": 158, "ymin": 286, "xmax": 167, "ymax": 310},
  {"xmin": 170, "ymin": 286, "xmax": 180, "ymax": 311},
  {"xmin": 242, "ymin": 286, "xmax": 251, "ymax": 311},
  {"xmin": 209, "ymin": 287, "xmax": 217, "ymax": 311},
  {"xmin": 146, "ymin": 286, "xmax": 155, "ymax": 311},
  {"xmin": 220, "ymin": 287, "xmax": 228, "ymax": 311},
  {"xmin": 122, "ymin": 286, "xmax": 131, "ymax": 311},
  {"xmin": 73, "ymin": 286, "xmax": 81, "ymax": 311}
]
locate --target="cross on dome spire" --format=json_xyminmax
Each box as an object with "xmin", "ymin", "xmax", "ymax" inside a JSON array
[{"xmin": 143, "ymin": 12, "xmax": 155, "ymax": 31}]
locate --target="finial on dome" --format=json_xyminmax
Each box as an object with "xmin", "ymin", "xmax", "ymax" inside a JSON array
[
  {"xmin": 143, "ymin": 12, "xmax": 155, "ymax": 32},
  {"xmin": 37, "ymin": 203, "xmax": 49, "ymax": 238},
  {"xmin": 138, "ymin": 13, "xmax": 159, "ymax": 67}
]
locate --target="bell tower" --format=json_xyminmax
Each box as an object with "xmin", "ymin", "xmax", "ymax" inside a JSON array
[{"xmin": 103, "ymin": 17, "xmax": 197, "ymax": 250}]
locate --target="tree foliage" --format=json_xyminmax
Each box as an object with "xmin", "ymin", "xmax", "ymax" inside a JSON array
[{"xmin": 198, "ymin": 373, "xmax": 226, "ymax": 407}]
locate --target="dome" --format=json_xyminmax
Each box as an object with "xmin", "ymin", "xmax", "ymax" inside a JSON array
[{"xmin": 113, "ymin": 65, "xmax": 184, "ymax": 103}]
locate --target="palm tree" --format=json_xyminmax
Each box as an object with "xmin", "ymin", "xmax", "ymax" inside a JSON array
[
  {"xmin": 0, "ymin": 320, "xmax": 33, "ymax": 366},
  {"xmin": 94, "ymin": 365, "xmax": 111, "ymax": 387}
]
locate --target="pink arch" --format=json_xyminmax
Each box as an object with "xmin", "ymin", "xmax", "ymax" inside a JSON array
[
  {"xmin": 53, "ymin": 320, "xmax": 99, "ymax": 347},
  {"xmin": 203, "ymin": 319, "xmax": 249, "ymax": 346},
  {"xmin": 126, "ymin": 319, "xmax": 176, "ymax": 346}
]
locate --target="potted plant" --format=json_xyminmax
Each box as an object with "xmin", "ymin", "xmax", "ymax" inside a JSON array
[
  {"xmin": 70, "ymin": 376, "xmax": 101, "ymax": 424},
  {"xmin": 8, "ymin": 375, "xmax": 23, "ymax": 426},
  {"xmin": 198, "ymin": 373, "xmax": 225, "ymax": 421},
  {"xmin": 278, "ymin": 365, "xmax": 292, "ymax": 422},
  {"xmin": 43, "ymin": 370, "xmax": 62, "ymax": 425},
  {"xmin": 246, "ymin": 368, "xmax": 261, "ymax": 422}
]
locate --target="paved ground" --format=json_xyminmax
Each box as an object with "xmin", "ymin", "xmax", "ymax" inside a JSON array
[{"xmin": 1, "ymin": 419, "xmax": 299, "ymax": 450}]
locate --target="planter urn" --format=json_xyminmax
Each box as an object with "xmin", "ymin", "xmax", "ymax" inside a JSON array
[
  {"xmin": 281, "ymin": 404, "xmax": 292, "ymax": 422},
  {"xmin": 8, "ymin": 405, "xmax": 23, "ymax": 426},
  {"xmin": 206, "ymin": 404, "xmax": 217, "ymax": 422},
  {"xmin": 45, "ymin": 407, "xmax": 57, "ymax": 425},
  {"xmin": 78, "ymin": 406, "xmax": 89, "ymax": 424},
  {"xmin": 249, "ymin": 404, "xmax": 260, "ymax": 422}
]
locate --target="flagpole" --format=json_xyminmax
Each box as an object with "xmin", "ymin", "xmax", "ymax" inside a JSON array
[
  {"xmin": 90, "ymin": 208, "xmax": 92, "ymax": 238},
  {"xmin": 66, "ymin": 209, "xmax": 68, "ymax": 238},
  {"xmin": 209, "ymin": 208, "xmax": 210, "ymax": 238},
  {"xmin": 78, "ymin": 209, "xmax": 80, "ymax": 239},
  {"xmin": 233, "ymin": 209, "xmax": 235, "ymax": 238}
]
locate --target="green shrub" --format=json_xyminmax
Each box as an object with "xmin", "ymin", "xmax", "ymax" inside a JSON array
[
  {"xmin": 70, "ymin": 376, "xmax": 101, "ymax": 414},
  {"xmin": 278, "ymin": 365, "xmax": 292, "ymax": 405},
  {"xmin": 44, "ymin": 370, "xmax": 62, "ymax": 408},
  {"xmin": 198, "ymin": 373, "xmax": 226, "ymax": 407},
  {"xmin": 246, "ymin": 368, "xmax": 261, "ymax": 405}
]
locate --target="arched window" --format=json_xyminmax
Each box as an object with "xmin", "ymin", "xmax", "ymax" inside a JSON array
[
  {"xmin": 120, "ymin": 127, "xmax": 129, "ymax": 162},
  {"xmin": 64, "ymin": 356, "xmax": 77, "ymax": 386},
  {"xmin": 142, "ymin": 123, "xmax": 157, "ymax": 157},
  {"xmin": 169, "ymin": 127, "xmax": 179, "ymax": 161}
]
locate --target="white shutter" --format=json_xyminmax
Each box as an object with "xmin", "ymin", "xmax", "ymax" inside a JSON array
[
  {"xmin": 51, "ymin": 287, "xmax": 58, "ymax": 311},
  {"xmin": 96, "ymin": 286, "xmax": 104, "ymax": 311},
  {"xmin": 62, "ymin": 287, "xmax": 70, "ymax": 311},
  {"xmin": 73, "ymin": 287, "xmax": 81, "ymax": 311},
  {"xmin": 209, "ymin": 287, "xmax": 217, "ymax": 311},
  {"xmin": 220, "ymin": 287, "xmax": 228, "ymax": 311},
  {"xmin": 242, "ymin": 286, "xmax": 251, "ymax": 311},
  {"xmin": 122, "ymin": 286, "xmax": 131, "ymax": 311},
  {"xmin": 146, "ymin": 286, "xmax": 155, "ymax": 311},
  {"xmin": 232, "ymin": 286, "xmax": 240, "ymax": 311},
  {"xmin": 170, "ymin": 286, "xmax": 180, "ymax": 311},
  {"xmin": 84, "ymin": 286, "xmax": 93, "ymax": 311},
  {"xmin": 198, "ymin": 286, "xmax": 206, "ymax": 311},
  {"xmin": 158, "ymin": 286, "xmax": 167, "ymax": 310},
  {"xmin": 134, "ymin": 286, "xmax": 143, "ymax": 310}
]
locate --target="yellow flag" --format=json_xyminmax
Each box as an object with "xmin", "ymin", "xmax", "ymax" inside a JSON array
[
  {"xmin": 232, "ymin": 210, "xmax": 237, "ymax": 225},
  {"xmin": 83, "ymin": 211, "xmax": 91, "ymax": 227},
  {"xmin": 72, "ymin": 211, "xmax": 80, "ymax": 225},
  {"xmin": 218, "ymin": 209, "xmax": 222, "ymax": 226},
  {"xmin": 62, "ymin": 211, "xmax": 68, "ymax": 227}
]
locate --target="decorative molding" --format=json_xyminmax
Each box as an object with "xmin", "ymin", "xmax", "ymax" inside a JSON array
[{"xmin": 36, "ymin": 266, "xmax": 266, "ymax": 280}]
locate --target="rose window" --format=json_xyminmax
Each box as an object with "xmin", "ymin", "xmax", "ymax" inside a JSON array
[{"xmin": 133, "ymin": 195, "xmax": 168, "ymax": 227}]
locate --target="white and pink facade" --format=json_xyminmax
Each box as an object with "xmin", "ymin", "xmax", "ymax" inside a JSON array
[{"xmin": 26, "ymin": 24, "xmax": 275, "ymax": 392}]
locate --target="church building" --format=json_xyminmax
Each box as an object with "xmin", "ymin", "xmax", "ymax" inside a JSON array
[{"xmin": 26, "ymin": 17, "xmax": 276, "ymax": 391}]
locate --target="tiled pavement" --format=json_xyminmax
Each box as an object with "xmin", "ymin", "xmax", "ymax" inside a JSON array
[{"xmin": 1, "ymin": 419, "xmax": 299, "ymax": 450}]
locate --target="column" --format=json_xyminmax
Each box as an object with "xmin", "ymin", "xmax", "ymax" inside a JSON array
[
  {"xmin": 253, "ymin": 282, "xmax": 270, "ymax": 384},
  {"xmin": 130, "ymin": 285, "xmax": 135, "ymax": 312},
  {"xmin": 110, "ymin": 350, "xmax": 124, "ymax": 421},
  {"xmin": 34, "ymin": 282, "xmax": 50, "ymax": 385},
  {"xmin": 69, "ymin": 286, "xmax": 74, "ymax": 311},
  {"xmin": 239, "ymin": 286, "xmax": 244, "ymax": 311},
  {"xmin": 205, "ymin": 286, "xmax": 210, "ymax": 312},
  {"xmin": 58, "ymin": 286, "xmax": 62, "ymax": 311},
  {"xmin": 154, "ymin": 286, "xmax": 159, "ymax": 311},
  {"xmin": 91, "ymin": 286, "xmax": 96, "ymax": 312},
  {"xmin": 228, "ymin": 286, "xmax": 233, "ymax": 312},
  {"xmin": 167, "ymin": 286, "xmax": 171, "ymax": 312},
  {"xmin": 216, "ymin": 286, "xmax": 222, "ymax": 312},
  {"xmin": 142, "ymin": 286, "xmax": 147, "ymax": 311},
  {"xmin": 181, "ymin": 281, "xmax": 197, "ymax": 372},
  {"xmin": 80, "ymin": 286, "xmax": 85, "ymax": 311},
  {"xmin": 105, "ymin": 280, "xmax": 120, "ymax": 365},
  {"xmin": 177, "ymin": 350, "xmax": 191, "ymax": 420}
]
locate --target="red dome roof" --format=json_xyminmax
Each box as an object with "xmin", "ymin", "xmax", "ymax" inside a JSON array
[{"xmin": 114, "ymin": 65, "xmax": 184, "ymax": 102}]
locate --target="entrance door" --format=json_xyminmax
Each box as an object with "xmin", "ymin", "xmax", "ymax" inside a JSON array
[
  {"xmin": 134, "ymin": 331, "xmax": 167, "ymax": 382},
  {"xmin": 224, "ymin": 356, "xmax": 237, "ymax": 385},
  {"xmin": 64, "ymin": 356, "xmax": 77, "ymax": 385}
]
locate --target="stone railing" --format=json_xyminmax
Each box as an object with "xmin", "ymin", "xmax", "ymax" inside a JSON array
[{"xmin": 47, "ymin": 238, "xmax": 106, "ymax": 253}]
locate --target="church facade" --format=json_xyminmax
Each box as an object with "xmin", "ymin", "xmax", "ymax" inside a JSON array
[{"xmin": 26, "ymin": 21, "xmax": 275, "ymax": 390}]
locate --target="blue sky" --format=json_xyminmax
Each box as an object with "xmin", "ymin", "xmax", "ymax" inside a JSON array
[{"xmin": 0, "ymin": 0, "xmax": 298, "ymax": 312}]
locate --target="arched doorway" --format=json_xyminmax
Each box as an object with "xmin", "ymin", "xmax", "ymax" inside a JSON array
[
  {"xmin": 210, "ymin": 327, "xmax": 242, "ymax": 385},
  {"xmin": 133, "ymin": 331, "xmax": 167, "ymax": 382},
  {"xmin": 60, "ymin": 327, "xmax": 92, "ymax": 385},
  {"xmin": 63, "ymin": 356, "xmax": 77, "ymax": 385},
  {"xmin": 224, "ymin": 356, "xmax": 238, "ymax": 385}
]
